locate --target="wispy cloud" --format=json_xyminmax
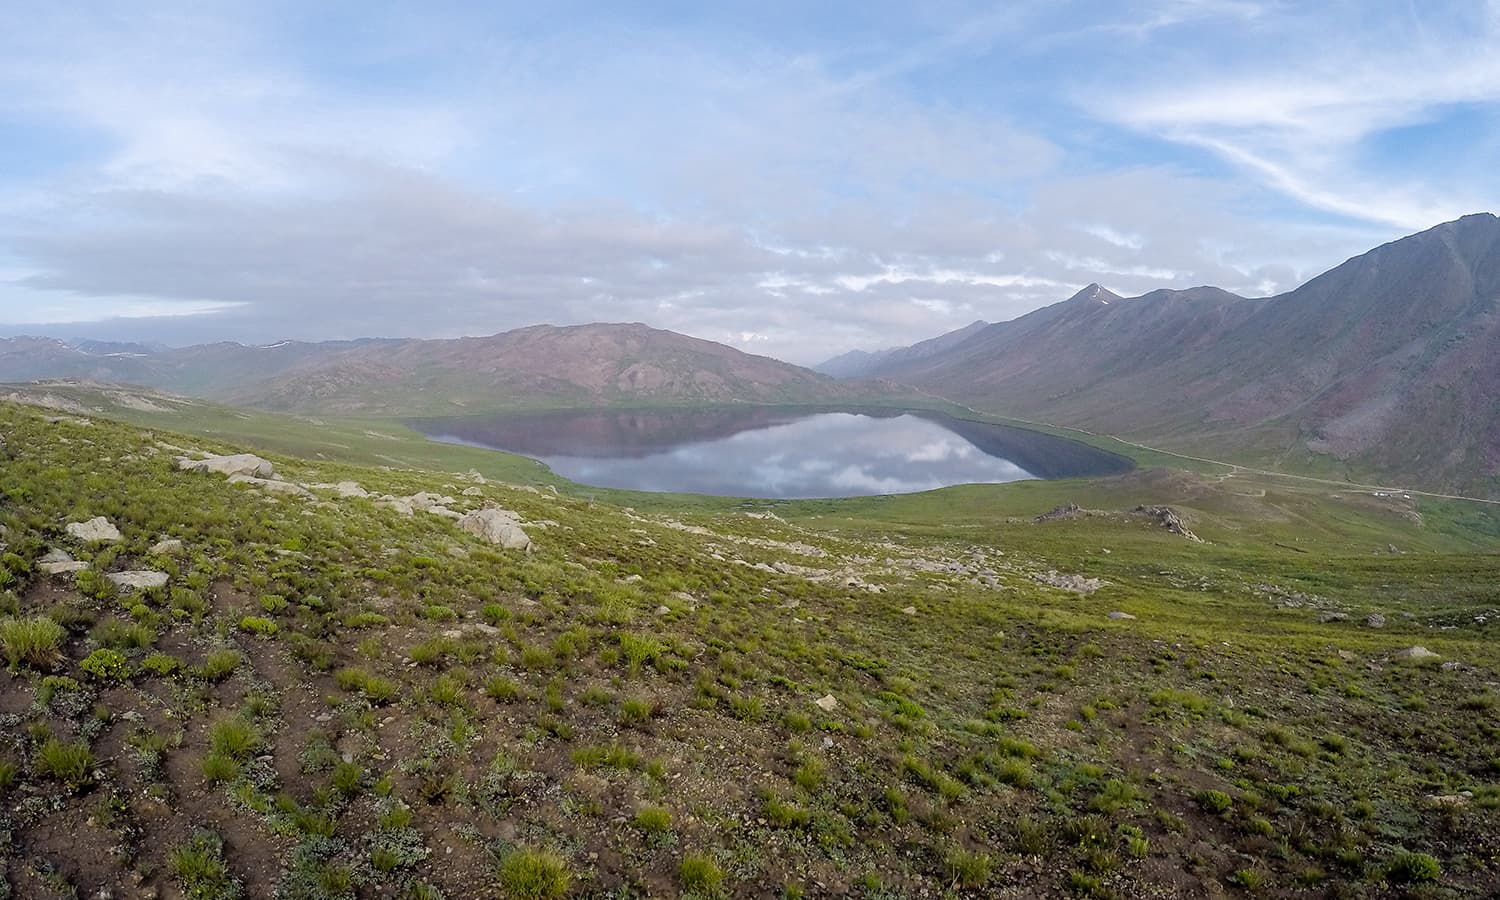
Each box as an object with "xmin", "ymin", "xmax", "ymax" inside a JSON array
[{"xmin": 0, "ymin": 1, "xmax": 1491, "ymax": 362}]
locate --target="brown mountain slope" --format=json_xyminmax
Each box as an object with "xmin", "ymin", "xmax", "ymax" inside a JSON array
[
  {"xmin": 860, "ymin": 214, "xmax": 1500, "ymax": 494},
  {"xmin": 225, "ymin": 322, "xmax": 879, "ymax": 415}
]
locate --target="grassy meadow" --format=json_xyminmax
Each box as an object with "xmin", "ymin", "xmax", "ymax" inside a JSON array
[{"xmin": 0, "ymin": 388, "xmax": 1497, "ymax": 898}]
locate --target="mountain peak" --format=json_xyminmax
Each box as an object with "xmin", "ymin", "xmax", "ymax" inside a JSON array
[{"xmin": 1066, "ymin": 283, "xmax": 1122, "ymax": 306}]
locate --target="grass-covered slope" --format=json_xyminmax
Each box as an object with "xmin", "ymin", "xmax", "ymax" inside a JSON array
[{"xmin": 0, "ymin": 400, "xmax": 1498, "ymax": 898}]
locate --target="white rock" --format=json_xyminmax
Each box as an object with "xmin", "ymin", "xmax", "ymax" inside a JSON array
[
  {"xmin": 1395, "ymin": 645, "xmax": 1439, "ymax": 661},
  {"xmin": 177, "ymin": 453, "xmax": 274, "ymax": 479},
  {"xmin": 813, "ymin": 694, "xmax": 839, "ymax": 712},
  {"xmin": 150, "ymin": 538, "xmax": 184, "ymax": 555},
  {"xmin": 38, "ymin": 548, "xmax": 88, "ymax": 575},
  {"xmin": 462, "ymin": 487, "xmax": 484, "ymax": 497},
  {"xmin": 65, "ymin": 516, "xmax": 121, "ymax": 543},
  {"xmin": 226, "ymin": 474, "xmax": 313, "ymax": 498},
  {"xmin": 333, "ymin": 481, "xmax": 368, "ymax": 498},
  {"xmin": 901, "ymin": 606, "xmax": 917, "ymax": 616},
  {"xmin": 1108, "ymin": 611, "xmax": 1137, "ymax": 620},
  {"xmin": 457, "ymin": 507, "xmax": 532, "ymax": 551},
  {"xmin": 409, "ymin": 492, "xmax": 457, "ymax": 511},
  {"xmin": 107, "ymin": 570, "xmax": 169, "ymax": 591}
]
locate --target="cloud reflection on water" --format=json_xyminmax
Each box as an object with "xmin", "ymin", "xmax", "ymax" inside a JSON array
[{"xmin": 539, "ymin": 412, "xmax": 1031, "ymax": 498}]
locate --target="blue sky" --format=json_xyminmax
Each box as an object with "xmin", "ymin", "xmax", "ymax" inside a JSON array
[{"xmin": 0, "ymin": 0, "xmax": 1496, "ymax": 362}]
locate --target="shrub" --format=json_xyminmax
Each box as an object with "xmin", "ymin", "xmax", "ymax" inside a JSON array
[
  {"xmin": 485, "ymin": 675, "xmax": 522, "ymax": 702},
  {"xmin": 679, "ymin": 853, "xmax": 725, "ymax": 895},
  {"xmin": 169, "ymin": 588, "xmax": 209, "ymax": 620},
  {"xmin": 620, "ymin": 696, "xmax": 654, "ymax": 724},
  {"xmin": 238, "ymin": 616, "xmax": 277, "ymax": 637},
  {"xmin": 199, "ymin": 649, "xmax": 242, "ymax": 681},
  {"xmin": 35, "ymin": 738, "xmax": 95, "ymax": 791},
  {"xmin": 1013, "ymin": 817, "xmax": 1048, "ymax": 854},
  {"xmin": 793, "ymin": 758, "xmax": 824, "ymax": 792},
  {"xmin": 209, "ymin": 718, "xmax": 259, "ymax": 760},
  {"xmin": 1387, "ymin": 851, "xmax": 1441, "ymax": 883},
  {"xmin": 635, "ymin": 805, "xmax": 672, "ymax": 833},
  {"xmin": 142, "ymin": 651, "xmax": 183, "ymax": 676},
  {"xmin": 409, "ymin": 637, "xmax": 453, "ymax": 667},
  {"xmin": 765, "ymin": 796, "xmax": 811, "ymax": 828},
  {"xmin": 92, "ymin": 618, "xmax": 156, "ymax": 649},
  {"xmin": 169, "ymin": 830, "xmax": 242, "ymax": 900},
  {"xmin": 1196, "ymin": 789, "xmax": 1233, "ymax": 814},
  {"xmin": 944, "ymin": 846, "xmax": 992, "ymax": 888},
  {"xmin": 497, "ymin": 847, "xmax": 571, "ymax": 899},
  {"xmin": 1088, "ymin": 779, "xmax": 1142, "ymax": 814},
  {"xmin": 0, "ymin": 615, "xmax": 66, "ymax": 670},
  {"xmin": 332, "ymin": 761, "xmax": 363, "ymax": 796},
  {"xmin": 201, "ymin": 752, "xmax": 240, "ymax": 784},
  {"xmin": 618, "ymin": 632, "xmax": 664, "ymax": 671},
  {"xmin": 80, "ymin": 647, "xmax": 132, "ymax": 682}
]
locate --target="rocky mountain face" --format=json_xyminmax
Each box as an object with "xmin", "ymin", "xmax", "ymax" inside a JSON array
[
  {"xmin": 1, "ymin": 323, "xmax": 868, "ymax": 415},
  {"xmin": 838, "ymin": 214, "xmax": 1500, "ymax": 494}
]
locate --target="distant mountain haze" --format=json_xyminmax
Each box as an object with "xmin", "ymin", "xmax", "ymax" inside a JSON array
[
  {"xmin": 0, "ymin": 323, "xmax": 882, "ymax": 416},
  {"xmin": 813, "ymin": 319, "xmax": 991, "ymax": 378},
  {"xmin": 830, "ymin": 213, "xmax": 1500, "ymax": 494}
]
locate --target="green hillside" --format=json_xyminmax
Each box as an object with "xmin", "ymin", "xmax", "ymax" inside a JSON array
[{"xmin": 0, "ymin": 396, "xmax": 1497, "ymax": 898}]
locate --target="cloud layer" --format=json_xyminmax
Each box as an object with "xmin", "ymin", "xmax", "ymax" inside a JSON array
[{"xmin": 1, "ymin": 1, "xmax": 1495, "ymax": 362}]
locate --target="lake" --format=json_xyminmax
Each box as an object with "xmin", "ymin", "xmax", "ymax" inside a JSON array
[{"xmin": 408, "ymin": 407, "xmax": 1133, "ymax": 499}]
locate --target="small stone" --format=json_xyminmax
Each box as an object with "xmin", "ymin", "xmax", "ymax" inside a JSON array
[
  {"xmin": 1318, "ymin": 611, "xmax": 1349, "ymax": 623},
  {"xmin": 149, "ymin": 538, "xmax": 183, "ymax": 555},
  {"xmin": 655, "ymin": 605, "xmax": 671, "ymax": 615},
  {"xmin": 1364, "ymin": 613, "xmax": 1386, "ymax": 628},
  {"xmin": 1108, "ymin": 611, "xmax": 1136, "ymax": 620},
  {"xmin": 1395, "ymin": 645, "xmax": 1439, "ymax": 661},
  {"xmin": 901, "ymin": 606, "xmax": 917, "ymax": 616},
  {"xmin": 813, "ymin": 694, "xmax": 839, "ymax": 712}
]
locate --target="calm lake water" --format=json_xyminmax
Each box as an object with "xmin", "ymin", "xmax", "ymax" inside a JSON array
[{"xmin": 409, "ymin": 407, "xmax": 1132, "ymax": 499}]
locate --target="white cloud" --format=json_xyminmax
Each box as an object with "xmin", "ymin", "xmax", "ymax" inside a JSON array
[{"xmin": 0, "ymin": 1, "xmax": 1486, "ymax": 365}]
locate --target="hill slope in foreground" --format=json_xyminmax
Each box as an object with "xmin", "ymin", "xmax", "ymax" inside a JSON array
[{"xmin": 0, "ymin": 394, "xmax": 1498, "ymax": 898}]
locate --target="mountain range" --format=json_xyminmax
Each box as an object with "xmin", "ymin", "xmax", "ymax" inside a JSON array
[
  {"xmin": 821, "ymin": 213, "xmax": 1500, "ymax": 494},
  {"xmin": 0, "ymin": 323, "xmax": 874, "ymax": 416},
  {"xmin": 4, "ymin": 214, "xmax": 1498, "ymax": 493}
]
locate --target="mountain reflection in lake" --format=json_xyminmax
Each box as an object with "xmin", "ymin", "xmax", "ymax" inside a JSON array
[{"xmin": 409, "ymin": 407, "xmax": 1133, "ymax": 499}]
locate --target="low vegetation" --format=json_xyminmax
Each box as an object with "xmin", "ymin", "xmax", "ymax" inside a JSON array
[{"xmin": 0, "ymin": 397, "xmax": 1496, "ymax": 897}]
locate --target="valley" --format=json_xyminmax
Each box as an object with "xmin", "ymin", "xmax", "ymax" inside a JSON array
[{"xmin": 4, "ymin": 6, "xmax": 1498, "ymax": 899}]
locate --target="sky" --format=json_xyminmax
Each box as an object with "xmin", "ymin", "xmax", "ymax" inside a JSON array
[{"xmin": 0, "ymin": 0, "xmax": 1497, "ymax": 364}]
